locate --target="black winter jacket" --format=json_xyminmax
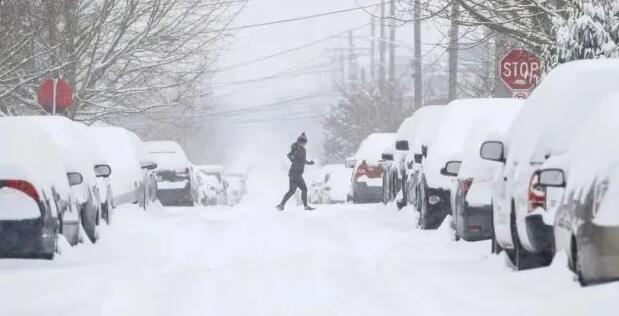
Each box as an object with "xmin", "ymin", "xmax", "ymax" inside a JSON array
[{"xmin": 287, "ymin": 142, "xmax": 313, "ymax": 176}]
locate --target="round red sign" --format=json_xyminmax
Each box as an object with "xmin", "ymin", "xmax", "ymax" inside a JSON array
[
  {"xmin": 37, "ymin": 79, "xmax": 74, "ymax": 113},
  {"xmin": 500, "ymin": 48, "xmax": 541, "ymax": 91}
]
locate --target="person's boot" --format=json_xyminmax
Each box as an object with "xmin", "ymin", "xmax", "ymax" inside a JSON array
[
  {"xmin": 276, "ymin": 204, "xmax": 284, "ymax": 211},
  {"xmin": 304, "ymin": 205, "xmax": 315, "ymax": 211}
]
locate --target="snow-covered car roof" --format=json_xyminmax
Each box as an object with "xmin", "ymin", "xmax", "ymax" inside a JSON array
[
  {"xmin": 505, "ymin": 59, "xmax": 619, "ymax": 182},
  {"xmin": 90, "ymin": 126, "xmax": 143, "ymax": 195},
  {"xmin": 405, "ymin": 105, "xmax": 445, "ymax": 161},
  {"xmin": 457, "ymin": 101, "xmax": 523, "ymax": 181},
  {"xmin": 353, "ymin": 133, "xmax": 396, "ymax": 163},
  {"xmin": 395, "ymin": 116, "xmax": 416, "ymax": 142},
  {"xmin": 0, "ymin": 117, "xmax": 71, "ymax": 198},
  {"xmin": 564, "ymin": 92, "xmax": 619, "ymax": 196},
  {"xmin": 197, "ymin": 165, "xmax": 224, "ymax": 174},
  {"xmin": 13, "ymin": 116, "xmax": 98, "ymax": 186},
  {"xmin": 424, "ymin": 98, "xmax": 523, "ymax": 189},
  {"xmin": 145, "ymin": 141, "xmax": 191, "ymax": 171}
]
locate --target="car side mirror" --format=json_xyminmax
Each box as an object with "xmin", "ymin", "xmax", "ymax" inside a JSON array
[
  {"xmin": 94, "ymin": 164, "xmax": 112, "ymax": 178},
  {"xmin": 381, "ymin": 153, "xmax": 394, "ymax": 161},
  {"xmin": 141, "ymin": 161, "xmax": 158, "ymax": 170},
  {"xmin": 345, "ymin": 158, "xmax": 357, "ymax": 168},
  {"xmin": 413, "ymin": 154, "xmax": 423, "ymax": 164},
  {"xmin": 480, "ymin": 141, "xmax": 505, "ymax": 163},
  {"xmin": 395, "ymin": 140, "xmax": 409, "ymax": 151},
  {"xmin": 67, "ymin": 173, "xmax": 83, "ymax": 186},
  {"xmin": 421, "ymin": 144, "xmax": 428, "ymax": 158},
  {"xmin": 440, "ymin": 161, "xmax": 461, "ymax": 177},
  {"xmin": 538, "ymin": 168, "xmax": 566, "ymax": 188}
]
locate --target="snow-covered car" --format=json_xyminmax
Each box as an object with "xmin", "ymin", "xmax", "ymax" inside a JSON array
[
  {"xmin": 381, "ymin": 145, "xmax": 395, "ymax": 204},
  {"xmin": 28, "ymin": 116, "xmax": 103, "ymax": 244},
  {"xmin": 317, "ymin": 164, "xmax": 351, "ymax": 204},
  {"xmin": 383, "ymin": 114, "xmax": 417, "ymax": 205},
  {"xmin": 346, "ymin": 133, "xmax": 395, "ymax": 204},
  {"xmin": 417, "ymin": 99, "xmax": 521, "ymax": 230},
  {"xmin": 0, "ymin": 118, "xmax": 70, "ymax": 259},
  {"xmin": 450, "ymin": 101, "xmax": 522, "ymax": 242},
  {"xmin": 480, "ymin": 59, "xmax": 619, "ymax": 270},
  {"xmin": 536, "ymin": 92, "xmax": 619, "ymax": 286},
  {"xmin": 90, "ymin": 126, "xmax": 146, "ymax": 209},
  {"xmin": 146, "ymin": 141, "xmax": 199, "ymax": 207},
  {"xmin": 403, "ymin": 105, "xmax": 445, "ymax": 209},
  {"xmin": 226, "ymin": 173, "xmax": 247, "ymax": 204},
  {"xmin": 197, "ymin": 165, "xmax": 228, "ymax": 205}
]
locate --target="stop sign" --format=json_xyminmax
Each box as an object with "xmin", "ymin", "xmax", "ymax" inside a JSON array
[
  {"xmin": 37, "ymin": 78, "xmax": 74, "ymax": 113},
  {"xmin": 500, "ymin": 48, "xmax": 541, "ymax": 91}
]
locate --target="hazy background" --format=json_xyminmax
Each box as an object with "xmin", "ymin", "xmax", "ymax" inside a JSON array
[{"xmin": 200, "ymin": 0, "xmax": 441, "ymax": 172}]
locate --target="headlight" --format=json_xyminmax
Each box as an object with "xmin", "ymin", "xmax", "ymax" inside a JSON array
[{"xmin": 429, "ymin": 195, "xmax": 441, "ymax": 205}]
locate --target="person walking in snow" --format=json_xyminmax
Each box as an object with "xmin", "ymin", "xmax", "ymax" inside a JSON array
[{"xmin": 277, "ymin": 133, "xmax": 316, "ymax": 211}]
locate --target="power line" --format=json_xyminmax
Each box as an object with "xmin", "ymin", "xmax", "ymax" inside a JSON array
[
  {"xmin": 209, "ymin": 3, "xmax": 382, "ymax": 33},
  {"xmin": 211, "ymin": 23, "xmax": 369, "ymax": 73}
]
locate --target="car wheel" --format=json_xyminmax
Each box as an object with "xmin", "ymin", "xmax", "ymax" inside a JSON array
[
  {"xmin": 81, "ymin": 205, "xmax": 98, "ymax": 244},
  {"xmin": 509, "ymin": 209, "xmax": 551, "ymax": 270},
  {"xmin": 572, "ymin": 237, "xmax": 590, "ymax": 286}
]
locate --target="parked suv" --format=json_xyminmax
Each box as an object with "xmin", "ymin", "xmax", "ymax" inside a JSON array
[
  {"xmin": 28, "ymin": 116, "xmax": 102, "ymax": 244},
  {"xmin": 538, "ymin": 92, "xmax": 619, "ymax": 285},
  {"xmin": 480, "ymin": 59, "xmax": 619, "ymax": 270},
  {"xmin": 402, "ymin": 106, "xmax": 445, "ymax": 209},
  {"xmin": 0, "ymin": 118, "xmax": 70, "ymax": 259},
  {"xmin": 450, "ymin": 101, "xmax": 522, "ymax": 241},
  {"xmin": 90, "ymin": 126, "xmax": 147, "ymax": 209},
  {"xmin": 417, "ymin": 99, "xmax": 520, "ymax": 230},
  {"xmin": 147, "ymin": 141, "xmax": 199, "ymax": 207},
  {"xmin": 346, "ymin": 133, "xmax": 395, "ymax": 204},
  {"xmin": 383, "ymin": 116, "xmax": 417, "ymax": 205}
]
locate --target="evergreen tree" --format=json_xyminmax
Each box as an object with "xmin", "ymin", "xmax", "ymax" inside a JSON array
[{"xmin": 543, "ymin": 0, "xmax": 619, "ymax": 69}]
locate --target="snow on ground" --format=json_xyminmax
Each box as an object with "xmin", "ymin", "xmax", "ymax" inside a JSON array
[{"xmin": 0, "ymin": 183, "xmax": 618, "ymax": 315}]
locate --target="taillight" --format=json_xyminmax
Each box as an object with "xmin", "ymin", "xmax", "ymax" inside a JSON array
[
  {"xmin": 461, "ymin": 178, "xmax": 473, "ymax": 195},
  {"xmin": 355, "ymin": 163, "xmax": 368, "ymax": 179},
  {"xmin": 528, "ymin": 173, "xmax": 545, "ymax": 213},
  {"xmin": 2, "ymin": 180, "xmax": 40, "ymax": 201}
]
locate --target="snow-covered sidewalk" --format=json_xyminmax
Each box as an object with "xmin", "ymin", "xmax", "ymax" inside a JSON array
[{"xmin": 0, "ymin": 199, "xmax": 617, "ymax": 316}]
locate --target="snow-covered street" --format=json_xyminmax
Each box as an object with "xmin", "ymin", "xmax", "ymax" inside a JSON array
[{"xmin": 1, "ymin": 177, "xmax": 618, "ymax": 316}]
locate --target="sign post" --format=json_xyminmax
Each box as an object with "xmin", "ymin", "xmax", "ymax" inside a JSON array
[{"xmin": 499, "ymin": 48, "xmax": 541, "ymax": 99}]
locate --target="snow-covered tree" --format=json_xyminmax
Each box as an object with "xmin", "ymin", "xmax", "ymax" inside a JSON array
[
  {"xmin": 0, "ymin": 0, "xmax": 245, "ymax": 120},
  {"xmin": 322, "ymin": 81, "xmax": 410, "ymax": 162},
  {"xmin": 543, "ymin": 0, "xmax": 619, "ymax": 69}
]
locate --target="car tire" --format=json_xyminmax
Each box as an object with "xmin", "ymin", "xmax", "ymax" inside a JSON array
[
  {"xmin": 508, "ymin": 209, "xmax": 551, "ymax": 270},
  {"xmin": 572, "ymin": 237, "xmax": 590, "ymax": 286},
  {"xmin": 81, "ymin": 205, "xmax": 98, "ymax": 244}
]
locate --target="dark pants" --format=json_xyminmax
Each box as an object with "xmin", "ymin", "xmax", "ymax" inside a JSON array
[{"xmin": 280, "ymin": 175, "xmax": 308, "ymax": 207}]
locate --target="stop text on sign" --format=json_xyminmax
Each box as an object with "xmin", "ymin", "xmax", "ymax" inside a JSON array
[{"xmin": 499, "ymin": 48, "xmax": 541, "ymax": 92}]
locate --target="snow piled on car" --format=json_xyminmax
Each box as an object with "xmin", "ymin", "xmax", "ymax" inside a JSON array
[
  {"xmin": 0, "ymin": 117, "xmax": 71, "ymax": 201},
  {"xmin": 458, "ymin": 101, "xmax": 523, "ymax": 205},
  {"xmin": 563, "ymin": 93, "xmax": 619, "ymax": 225},
  {"xmin": 423, "ymin": 99, "xmax": 523, "ymax": 189},
  {"xmin": 353, "ymin": 133, "xmax": 395, "ymax": 162},
  {"xmin": 146, "ymin": 141, "xmax": 192, "ymax": 172},
  {"xmin": 505, "ymin": 59, "xmax": 619, "ymax": 184}
]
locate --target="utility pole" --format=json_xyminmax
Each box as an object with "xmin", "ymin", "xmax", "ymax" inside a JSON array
[
  {"xmin": 379, "ymin": 0, "xmax": 386, "ymax": 93},
  {"xmin": 413, "ymin": 0, "xmax": 422, "ymax": 109},
  {"xmin": 447, "ymin": 2, "xmax": 460, "ymax": 101},
  {"xmin": 348, "ymin": 31, "xmax": 357, "ymax": 85},
  {"xmin": 493, "ymin": 32, "xmax": 511, "ymax": 97},
  {"xmin": 388, "ymin": 0, "xmax": 396, "ymax": 82},
  {"xmin": 370, "ymin": 16, "xmax": 376, "ymax": 81}
]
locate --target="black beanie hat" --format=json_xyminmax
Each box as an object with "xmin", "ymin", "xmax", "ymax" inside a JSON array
[{"xmin": 297, "ymin": 132, "xmax": 307, "ymax": 143}]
